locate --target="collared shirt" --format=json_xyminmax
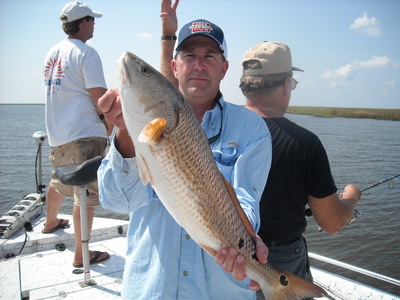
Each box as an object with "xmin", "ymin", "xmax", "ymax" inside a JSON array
[{"xmin": 98, "ymin": 97, "xmax": 272, "ymax": 300}]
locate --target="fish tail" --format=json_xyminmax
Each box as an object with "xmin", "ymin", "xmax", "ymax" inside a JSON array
[{"xmin": 260, "ymin": 271, "xmax": 328, "ymax": 300}]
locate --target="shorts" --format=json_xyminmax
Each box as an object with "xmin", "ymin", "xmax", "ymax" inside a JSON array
[
  {"xmin": 49, "ymin": 137, "xmax": 107, "ymax": 207},
  {"xmin": 256, "ymin": 236, "xmax": 313, "ymax": 300}
]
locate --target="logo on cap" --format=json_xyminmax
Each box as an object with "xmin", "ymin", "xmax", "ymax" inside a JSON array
[
  {"xmin": 189, "ymin": 21, "xmax": 213, "ymax": 34},
  {"xmin": 176, "ymin": 19, "xmax": 228, "ymax": 59}
]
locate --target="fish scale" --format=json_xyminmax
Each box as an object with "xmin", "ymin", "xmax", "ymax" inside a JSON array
[
  {"xmin": 151, "ymin": 104, "xmax": 231, "ymax": 249},
  {"xmin": 118, "ymin": 51, "xmax": 329, "ymax": 300}
]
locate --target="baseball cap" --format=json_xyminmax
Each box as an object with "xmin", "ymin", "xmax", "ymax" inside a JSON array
[
  {"xmin": 242, "ymin": 41, "xmax": 303, "ymax": 76},
  {"xmin": 176, "ymin": 19, "xmax": 228, "ymax": 59},
  {"xmin": 60, "ymin": 1, "xmax": 102, "ymax": 24}
]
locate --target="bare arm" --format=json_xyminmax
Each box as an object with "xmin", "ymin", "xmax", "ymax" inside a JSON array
[
  {"xmin": 309, "ymin": 184, "xmax": 361, "ymax": 234},
  {"xmin": 88, "ymin": 87, "xmax": 114, "ymax": 135},
  {"xmin": 160, "ymin": 0, "xmax": 179, "ymax": 87}
]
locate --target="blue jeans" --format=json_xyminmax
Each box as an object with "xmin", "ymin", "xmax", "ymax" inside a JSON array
[{"xmin": 256, "ymin": 236, "xmax": 313, "ymax": 300}]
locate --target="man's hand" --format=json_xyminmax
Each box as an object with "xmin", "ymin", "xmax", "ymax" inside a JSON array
[
  {"xmin": 160, "ymin": 0, "xmax": 179, "ymax": 35},
  {"xmin": 98, "ymin": 89, "xmax": 126, "ymax": 129},
  {"xmin": 340, "ymin": 184, "xmax": 362, "ymax": 205},
  {"xmin": 98, "ymin": 89, "xmax": 135, "ymax": 158},
  {"xmin": 215, "ymin": 235, "xmax": 268, "ymax": 291}
]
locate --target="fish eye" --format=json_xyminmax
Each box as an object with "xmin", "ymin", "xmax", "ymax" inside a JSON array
[{"xmin": 141, "ymin": 67, "xmax": 151, "ymax": 77}]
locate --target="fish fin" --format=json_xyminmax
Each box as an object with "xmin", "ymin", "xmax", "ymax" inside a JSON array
[
  {"xmin": 138, "ymin": 118, "xmax": 167, "ymax": 144},
  {"xmin": 262, "ymin": 270, "xmax": 328, "ymax": 300},
  {"xmin": 199, "ymin": 243, "xmax": 218, "ymax": 257},
  {"xmin": 221, "ymin": 176, "xmax": 257, "ymax": 240},
  {"xmin": 136, "ymin": 153, "xmax": 153, "ymax": 185}
]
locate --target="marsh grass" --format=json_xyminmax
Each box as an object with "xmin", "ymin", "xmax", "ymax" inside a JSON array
[{"xmin": 286, "ymin": 106, "xmax": 400, "ymax": 121}]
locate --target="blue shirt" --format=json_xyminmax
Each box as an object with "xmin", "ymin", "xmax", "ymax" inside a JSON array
[{"xmin": 98, "ymin": 97, "xmax": 272, "ymax": 300}]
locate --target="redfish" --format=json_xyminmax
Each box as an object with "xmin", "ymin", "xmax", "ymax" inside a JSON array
[{"xmin": 118, "ymin": 51, "xmax": 328, "ymax": 299}]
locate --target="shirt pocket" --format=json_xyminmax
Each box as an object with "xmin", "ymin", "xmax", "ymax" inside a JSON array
[{"xmin": 212, "ymin": 143, "xmax": 242, "ymax": 179}]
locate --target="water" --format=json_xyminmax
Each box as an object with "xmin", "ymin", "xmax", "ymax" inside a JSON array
[
  {"xmin": 1, "ymin": 105, "xmax": 399, "ymax": 295},
  {"xmin": 0, "ymin": 104, "xmax": 128, "ymax": 221},
  {"xmin": 288, "ymin": 113, "xmax": 400, "ymax": 296}
]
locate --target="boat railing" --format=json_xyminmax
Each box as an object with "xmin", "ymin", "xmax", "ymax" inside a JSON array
[{"xmin": 308, "ymin": 252, "xmax": 400, "ymax": 287}]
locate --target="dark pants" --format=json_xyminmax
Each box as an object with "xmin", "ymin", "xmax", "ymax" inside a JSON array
[{"xmin": 256, "ymin": 236, "xmax": 313, "ymax": 300}]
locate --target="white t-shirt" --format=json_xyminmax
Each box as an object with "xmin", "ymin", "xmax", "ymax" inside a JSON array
[{"xmin": 44, "ymin": 38, "xmax": 107, "ymax": 147}]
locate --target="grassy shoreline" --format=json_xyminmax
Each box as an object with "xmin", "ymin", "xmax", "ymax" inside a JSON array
[
  {"xmin": 286, "ymin": 106, "xmax": 400, "ymax": 121},
  {"xmin": 2, "ymin": 103, "xmax": 400, "ymax": 121}
]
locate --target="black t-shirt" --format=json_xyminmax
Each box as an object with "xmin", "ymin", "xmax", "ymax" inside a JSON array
[{"xmin": 259, "ymin": 117, "xmax": 337, "ymax": 242}]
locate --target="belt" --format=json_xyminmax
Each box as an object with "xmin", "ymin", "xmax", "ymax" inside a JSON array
[{"xmin": 264, "ymin": 236, "xmax": 301, "ymax": 247}]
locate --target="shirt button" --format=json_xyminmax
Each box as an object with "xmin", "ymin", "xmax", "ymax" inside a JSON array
[
  {"xmin": 185, "ymin": 234, "xmax": 190, "ymax": 240},
  {"xmin": 183, "ymin": 271, "xmax": 188, "ymax": 276}
]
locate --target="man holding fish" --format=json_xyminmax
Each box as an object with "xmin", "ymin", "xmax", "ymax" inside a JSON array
[
  {"xmin": 96, "ymin": 2, "xmax": 275, "ymax": 300},
  {"xmin": 97, "ymin": 0, "xmax": 330, "ymax": 298}
]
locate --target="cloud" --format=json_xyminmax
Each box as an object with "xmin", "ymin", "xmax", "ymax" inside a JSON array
[
  {"xmin": 384, "ymin": 80, "xmax": 395, "ymax": 87},
  {"xmin": 321, "ymin": 64, "xmax": 356, "ymax": 86},
  {"xmin": 349, "ymin": 12, "xmax": 382, "ymax": 36},
  {"xmin": 321, "ymin": 64, "xmax": 355, "ymax": 79},
  {"xmin": 137, "ymin": 32, "xmax": 153, "ymax": 41},
  {"xmin": 321, "ymin": 56, "xmax": 390, "ymax": 86},
  {"xmin": 355, "ymin": 56, "xmax": 389, "ymax": 68}
]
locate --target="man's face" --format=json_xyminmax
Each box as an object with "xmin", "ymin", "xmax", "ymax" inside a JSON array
[
  {"xmin": 172, "ymin": 37, "xmax": 228, "ymax": 105},
  {"xmin": 81, "ymin": 17, "xmax": 95, "ymax": 40}
]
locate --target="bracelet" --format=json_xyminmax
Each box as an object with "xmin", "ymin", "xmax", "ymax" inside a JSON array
[{"xmin": 161, "ymin": 35, "xmax": 177, "ymax": 41}]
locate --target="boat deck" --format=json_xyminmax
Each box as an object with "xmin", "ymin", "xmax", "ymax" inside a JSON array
[
  {"xmin": 1, "ymin": 214, "xmax": 399, "ymax": 299},
  {"xmin": 4, "ymin": 236, "xmax": 126, "ymax": 299},
  {"xmin": 1, "ymin": 214, "xmax": 128, "ymax": 299}
]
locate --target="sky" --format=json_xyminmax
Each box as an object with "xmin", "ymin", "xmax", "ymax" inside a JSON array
[{"xmin": 1, "ymin": 0, "xmax": 400, "ymax": 109}]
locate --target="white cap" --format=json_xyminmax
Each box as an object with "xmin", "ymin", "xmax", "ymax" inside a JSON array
[{"xmin": 60, "ymin": 1, "xmax": 102, "ymax": 24}]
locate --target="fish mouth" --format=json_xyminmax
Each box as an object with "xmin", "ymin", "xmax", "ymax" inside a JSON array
[
  {"xmin": 118, "ymin": 51, "xmax": 140, "ymax": 88},
  {"xmin": 118, "ymin": 55, "xmax": 131, "ymax": 88}
]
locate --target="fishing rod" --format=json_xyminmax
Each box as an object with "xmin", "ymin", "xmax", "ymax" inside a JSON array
[
  {"xmin": 346, "ymin": 173, "xmax": 400, "ymax": 226},
  {"xmin": 306, "ymin": 173, "xmax": 400, "ymax": 230},
  {"xmin": 360, "ymin": 173, "xmax": 399, "ymax": 192}
]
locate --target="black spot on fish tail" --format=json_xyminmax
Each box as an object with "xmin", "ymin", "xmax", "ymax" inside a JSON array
[
  {"xmin": 238, "ymin": 238, "xmax": 244, "ymax": 249},
  {"xmin": 279, "ymin": 275, "xmax": 288, "ymax": 286},
  {"xmin": 250, "ymin": 236, "xmax": 259, "ymax": 261},
  {"xmin": 252, "ymin": 252, "xmax": 259, "ymax": 261}
]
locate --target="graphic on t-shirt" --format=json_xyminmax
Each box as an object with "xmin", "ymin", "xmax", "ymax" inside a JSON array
[{"xmin": 44, "ymin": 52, "xmax": 64, "ymax": 93}]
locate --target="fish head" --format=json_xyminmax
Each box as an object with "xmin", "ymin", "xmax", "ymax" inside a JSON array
[{"xmin": 117, "ymin": 51, "xmax": 181, "ymax": 144}]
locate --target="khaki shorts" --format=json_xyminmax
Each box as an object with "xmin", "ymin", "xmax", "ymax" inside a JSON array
[{"xmin": 49, "ymin": 137, "xmax": 107, "ymax": 207}]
